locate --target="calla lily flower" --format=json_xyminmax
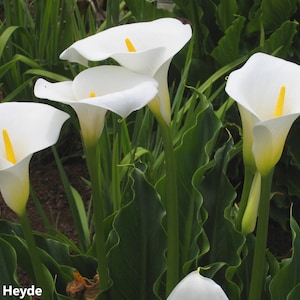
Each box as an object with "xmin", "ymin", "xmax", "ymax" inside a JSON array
[
  {"xmin": 0, "ymin": 102, "xmax": 69, "ymax": 216},
  {"xmin": 167, "ymin": 269, "xmax": 229, "ymax": 300},
  {"xmin": 34, "ymin": 65, "xmax": 158, "ymax": 146},
  {"xmin": 225, "ymin": 52, "xmax": 300, "ymax": 176},
  {"xmin": 59, "ymin": 18, "xmax": 192, "ymax": 124}
]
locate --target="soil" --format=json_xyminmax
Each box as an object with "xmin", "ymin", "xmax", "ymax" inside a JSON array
[{"xmin": 0, "ymin": 152, "xmax": 90, "ymax": 243}]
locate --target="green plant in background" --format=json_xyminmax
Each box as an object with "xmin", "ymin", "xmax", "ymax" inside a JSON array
[
  {"xmin": 0, "ymin": 0, "xmax": 95, "ymax": 101},
  {"xmin": 1, "ymin": 1, "xmax": 300, "ymax": 300}
]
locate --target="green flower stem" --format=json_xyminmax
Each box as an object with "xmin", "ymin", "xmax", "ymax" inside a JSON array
[
  {"xmin": 248, "ymin": 169, "xmax": 274, "ymax": 300},
  {"xmin": 19, "ymin": 210, "xmax": 52, "ymax": 298},
  {"xmin": 85, "ymin": 142, "xmax": 110, "ymax": 292},
  {"xmin": 157, "ymin": 118, "xmax": 179, "ymax": 296},
  {"xmin": 235, "ymin": 167, "xmax": 255, "ymax": 231}
]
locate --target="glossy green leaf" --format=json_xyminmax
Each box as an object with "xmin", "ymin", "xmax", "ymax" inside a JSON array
[
  {"xmin": 124, "ymin": 0, "xmax": 171, "ymax": 21},
  {"xmin": 0, "ymin": 233, "xmax": 34, "ymax": 280},
  {"xmin": 269, "ymin": 215, "xmax": 300, "ymax": 300},
  {"xmin": 2, "ymin": 78, "xmax": 34, "ymax": 102},
  {"xmin": 157, "ymin": 96, "xmax": 223, "ymax": 277},
  {"xmin": 0, "ymin": 26, "xmax": 19, "ymax": 57},
  {"xmin": 119, "ymin": 146, "xmax": 152, "ymax": 180},
  {"xmin": 287, "ymin": 283, "xmax": 300, "ymax": 300},
  {"xmin": 235, "ymin": 234, "xmax": 255, "ymax": 299},
  {"xmin": 261, "ymin": 0, "xmax": 297, "ymax": 30},
  {"xmin": 0, "ymin": 237, "xmax": 19, "ymax": 287},
  {"xmin": 25, "ymin": 69, "xmax": 70, "ymax": 81},
  {"xmin": 0, "ymin": 59, "xmax": 17, "ymax": 79},
  {"xmin": 175, "ymin": 98, "xmax": 223, "ymax": 271},
  {"xmin": 211, "ymin": 16, "xmax": 245, "ymax": 66},
  {"xmin": 216, "ymin": 0, "xmax": 239, "ymax": 31},
  {"xmin": 52, "ymin": 146, "xmax": 91, "ymax": 252},
  {"xmin": 263, "ymin": 20, "xmax": 298, "ymax": 57},
  {"xmin": 105, "ymin": 168, "xmax": 166, "ymax": 299},
  {"xmin": 195, "ymin": 137, "xmax": 245, "ymax": 299}
]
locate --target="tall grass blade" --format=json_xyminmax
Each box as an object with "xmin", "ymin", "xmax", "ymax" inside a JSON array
[{"xmin": 52, "ymin": 146, "xmax": 90, "ymax": 252}]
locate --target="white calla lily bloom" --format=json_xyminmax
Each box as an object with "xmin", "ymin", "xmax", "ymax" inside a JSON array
[
  {"xmin": 167, "ymin": 269, "xmax": 229, "ymax": 300},
  {"xmin": 34, "ymin": 65, "xmax": 158, "ymax": 146},
  {"xmin": 0, "ymin": 102, "xmax": 69, "ymax": 215},
  {"xmin": 225, "ymin": 52, "xmax": 300, "ymax": 176},
  {"xmin": 59, "ymin": 18, "xmax": 192, "ymax": 124}
]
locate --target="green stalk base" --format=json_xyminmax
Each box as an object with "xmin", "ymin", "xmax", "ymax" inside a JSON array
[{"xmin": 248, "ymin": 170, "xmax": 273, "ymax": 300}]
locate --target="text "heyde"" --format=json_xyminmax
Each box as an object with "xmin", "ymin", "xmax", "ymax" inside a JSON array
[{"xmin": 2, "ymin": 285, "xmax": 42, "ymax": 299}]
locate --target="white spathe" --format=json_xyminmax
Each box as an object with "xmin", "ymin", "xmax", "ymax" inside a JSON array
[
  {"xmin": 225, "ymin": 52, "xmax": 300, "ymax": 175},
  {"xmin": 60, "ymin": 18, "xmax": 192, "ymax": 75},
  {"xmin": 34, "ymin": 65, "xmax": 158, "ymax": 146},
  {"xmin": 59, "ymin": 18, "xmax": 192, "ymax": 124},
  {"xmin": 0, "ymin": 102, "xmax": 69, "ymax": 215},
  {"xmin": 167, "ymin": 270, "xmax": 228, "ymax": 300}
]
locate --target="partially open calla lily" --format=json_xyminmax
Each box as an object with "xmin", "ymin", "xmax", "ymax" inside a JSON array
[
  {"xmin": 34, "ymin": 65, "xmax": 158, "ymax": 146},
  {"xmin": 225, "ymin": 53, "xmax": 300, "ymax": 176},
  {"xmin": 0, "ymin": 102, "xmax": 69, "ymax": 215},
  {"xmin": 59, "ymin": 18, "xmax": 192, "ymax": 124},
  {"xmin": 167, "ymin": 269, "xmax": 228, "ymax": 300},
  {"xmin": 241, "ymin": 171, "xmax": 261, "ymax": 234}
]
